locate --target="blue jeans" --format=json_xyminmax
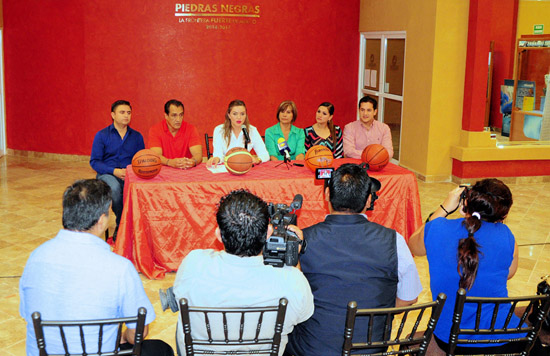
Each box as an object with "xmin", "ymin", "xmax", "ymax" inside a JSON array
[{"xmin": 97, "ymin": 174, "xmax": 124, "ymax": 227}]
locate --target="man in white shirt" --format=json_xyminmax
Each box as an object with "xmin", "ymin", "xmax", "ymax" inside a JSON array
[
  {"xmin": 173, "ymin": 189, "xmax": 314, "ymax": 356},
  {"xmin": 20, "ymin": 179, "xmax": 173, "ymax": 356}
]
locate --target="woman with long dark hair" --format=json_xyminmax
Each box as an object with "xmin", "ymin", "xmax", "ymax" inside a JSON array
[
  {"xmin": 303, "ymin": 102, "xmax": 343, "ymax": 158},
  {"xmin": 408, "ymin": 178, "xmax": 538, "ymax": 354}
]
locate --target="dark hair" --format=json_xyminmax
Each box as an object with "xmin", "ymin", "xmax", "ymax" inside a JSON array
[
  {"xmin": 458, "ymin": 178, "xmax": 513, "ymax": 290},
  {"xmin": 328, "ymin": 164, "xmax": 373, "ymax": 213},
  {"xmin": 111, "ymin": 100, "xmax": 131, "ymax": 113},
  {"xmin": 62, "ymin": 179, "xmax": 112, "ymax": 232},
  {"xmin": 359, "ymin": 95, "xmax": 378, "ymax": 110},
  {"xmin": 318, "ymin": 102, "xmax": 336, "ymax": 149},
  {"xmin": 216, "ymin": 189, "xmax": 269, "ymax": 257},
  {"xmin": 164, "ymin": 99, "xmax": 184, "ymax": 115},
  {"xmin": 277, "ymin": 101, "xmax": 298, "ymax": 123}
]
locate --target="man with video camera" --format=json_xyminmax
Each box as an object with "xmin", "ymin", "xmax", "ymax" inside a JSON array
[
  {"xmin": 286, "ymin": 163, "xmax": 422, "ymax": 356},
  {"xmin": 172, "ymin": 189, "xmax": 314, "ymax": 356}
]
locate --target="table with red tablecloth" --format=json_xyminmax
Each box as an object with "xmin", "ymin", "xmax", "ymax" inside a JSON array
[{"xmin": 113, "ymin": 159, "xmax": 422, "ymax": 279}]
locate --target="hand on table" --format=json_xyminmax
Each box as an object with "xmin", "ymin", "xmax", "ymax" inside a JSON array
[
  {"xmin": 181, "ymin": 157, "xmax": 197, "ymax": 169},
  {"xmin": 206, "ymin": 157, "xmax": 220, "ymax": 168},
  {"xmin": 168, "ymin": 158, "xmax": 197, "ymax": 170}
]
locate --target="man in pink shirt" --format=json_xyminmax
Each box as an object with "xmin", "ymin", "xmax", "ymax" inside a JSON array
[{"xmin": 343, "ymin": 96, "xmax": 394, "ymax": 159}]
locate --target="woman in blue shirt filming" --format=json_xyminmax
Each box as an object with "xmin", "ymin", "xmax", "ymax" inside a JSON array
[{"xmin": 409, "ymin": 179, "xmax": 546, "ymax": 355}]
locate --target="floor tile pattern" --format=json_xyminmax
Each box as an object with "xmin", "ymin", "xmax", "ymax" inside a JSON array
[{"xmin": 1, "ymin": 154, "xmax": 548, "ymax": 355}]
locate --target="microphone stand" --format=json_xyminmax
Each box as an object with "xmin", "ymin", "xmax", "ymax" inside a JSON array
[
  {"xmin": 242, "ymin": 128, "xmax": 251, "ymax": 151},
  {"xmin": 275, "ymin": 152, "xmax": 293, "ymax": 170}
]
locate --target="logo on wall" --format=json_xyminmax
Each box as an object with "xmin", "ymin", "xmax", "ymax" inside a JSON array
[{"xmin": 175, "ymin": 3, "xmax": 261, "ymax": 30}]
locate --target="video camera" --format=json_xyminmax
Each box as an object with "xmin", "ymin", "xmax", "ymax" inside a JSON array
[
  {"xmin": 315, "ymin": 163, "xmax": 380, "ymax": 211},
  {"xmin": 459, "ymin": 184, "xmax": 471, "ymax": 205},
  {"xmin": 263, "ymin": 194, "xmax": 304, "ymax": 268}
]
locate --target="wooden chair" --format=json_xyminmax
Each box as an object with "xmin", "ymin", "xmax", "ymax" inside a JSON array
[
  {"xmin": 446, "ymin": 288, "xmax": 550, "ymax": 355},
  {"xmin": 179, "ymin": 297, "xmax": 287, "ymax": 356},
  {"xmin": 342, "ymin": 293, "xmax": 446, "ymax": 356},
  {"xmin": 204, "ymin": 133, "xmax": 213, "ymax": 159},
  {"xmin": 32, "ymin": 307, "xmax": 147, "ymax": 356}
]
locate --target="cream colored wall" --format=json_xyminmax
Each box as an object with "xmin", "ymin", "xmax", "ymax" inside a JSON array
[
  {"xmin": 517, "ymin": 0, "xmax": 550, "ymax": 36},
  {"xmin": 359, "ymin": 0, "xmax": 468, "ymax": 180},
  {"xmin": 426, "ymin": 0, "xmax": 469, "ymax": 178}
]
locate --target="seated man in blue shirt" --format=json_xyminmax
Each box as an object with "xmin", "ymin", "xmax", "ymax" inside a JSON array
[
  {"xmin": 90, "ymin": 100, "xmax": 144, "ymax": 239},
  {"xmin": 286, "ymin": 164, "xmax": 422, "ymax": 356},
  {"xmin": 19, "ymin": 179, "xmax": 173, "ymax": 356}
]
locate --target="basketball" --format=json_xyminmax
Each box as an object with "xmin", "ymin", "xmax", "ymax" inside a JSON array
[
  {"xmin": 361, "ymin": 144, "xmax": 389, "ymax": 171},
  {"xmin": 304, "ymin": 145, "xmax": 334, "ymax": 172},
  {"xmin": 131, "ymin": 149, "xmax": 161, "ymax": 179},
  {"xmin": 224, "ymin": 148, "xmax": 253, "ymax": 175}
]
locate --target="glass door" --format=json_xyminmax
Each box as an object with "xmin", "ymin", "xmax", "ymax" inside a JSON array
[{"xmin": 358, "ymin": 32, "xmax": 406, "ymax": 161}]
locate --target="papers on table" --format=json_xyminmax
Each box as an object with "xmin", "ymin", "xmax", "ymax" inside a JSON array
[{"xmin": 207, "ymin": 163, "xmax": 228, "ymax": 174}]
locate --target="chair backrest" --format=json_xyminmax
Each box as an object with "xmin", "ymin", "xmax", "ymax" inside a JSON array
[
  {"xmin": 342, "ymin": 293, "xmax": 446, "ymax": 356},
  {"xmin": 179, "ymin": 297, "xmax": 287, "ymax": 356},
  {"xmin": 447, "ymin": 288, "xmax": 550, "ymax": 356},
  {"xmin": 205, "ymin": 133, "xmax": 213, "ymax": 159},
  {"xmin": 32, "ymin": 307, "xmax": 147, "ymax": 356}
]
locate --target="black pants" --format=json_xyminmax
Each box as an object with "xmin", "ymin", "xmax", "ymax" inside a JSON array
[
  {"xmin": 120, "ymin": 339, "xmax": 174, "ymax": 356},
  {"xmin": 434, "ymin": 335, "xmax": 547, "ymax": 355}
]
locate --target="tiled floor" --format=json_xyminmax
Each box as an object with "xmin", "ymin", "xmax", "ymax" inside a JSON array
[{"xmin": 1, "ymin": 154, "xmax": 549, "ymax": 355}]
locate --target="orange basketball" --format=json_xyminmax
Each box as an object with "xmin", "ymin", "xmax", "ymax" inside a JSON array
[
  {"xmin": 224, "ymin": 148, "xmax": 253, "ymax": 175},
  {"xmin": 361, "ymin": 144, "xmax": 389, "ymax": 171},
  {"xmin": 226, "ymin": 147, "xmax": 247, "ymax": 156},
  {"xmin": 131, "ymin": 149, "xmax": 161, "ymax": 179},
  {"xmin": 304, "ymin": 145, "xmax": 334, "ymax": 172}
]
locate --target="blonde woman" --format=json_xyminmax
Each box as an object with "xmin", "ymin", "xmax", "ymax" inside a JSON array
[{"xmin": 206, "ymin": 100, "xmax": 269, "ymax": 168}]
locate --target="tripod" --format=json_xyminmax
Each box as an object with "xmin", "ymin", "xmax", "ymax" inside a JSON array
[{"xmin": 275, "ymin": 156, "xmax": 293, "ymax": 170}]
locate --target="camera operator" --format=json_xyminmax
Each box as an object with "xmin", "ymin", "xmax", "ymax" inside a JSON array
[
  {"xmin": 172, "ymin": 189, "xmax": 314, "ymax": 356},
  {"xmin": 286, "ymin": 163, "xmax": 422, "ymax": 356}
]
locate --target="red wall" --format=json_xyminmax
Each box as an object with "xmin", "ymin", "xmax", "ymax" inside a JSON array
[
  {"xmin": 3, "ymin": 1, "xmax": 360, "ymax": 155},
  {"xmin": 452, "ymin": 159, "xmax": 550, "ymax": 177},
  {"xmin": 488, "ymin": 0, "xmax": 517, "ymax": 129},
  {"xmin": 461, "ymin": 0, "xmax": 517, "ymax": 132}
]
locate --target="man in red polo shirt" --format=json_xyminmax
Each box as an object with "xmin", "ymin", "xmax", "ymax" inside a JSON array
[{"xmin": 149, "ymin": 99, "xmax": 203, "ymax": 169}]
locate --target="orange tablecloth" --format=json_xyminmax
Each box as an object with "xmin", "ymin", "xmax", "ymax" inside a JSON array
[{"xmin": 114, "ymin": 159, "xmax": 422, "ymax": 279}]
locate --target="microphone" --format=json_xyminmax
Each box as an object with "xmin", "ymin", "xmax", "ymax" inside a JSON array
[
  {"xmin": 277, "ymin": 137, "xmax": 291, "ymax": 161},
  {"xmin": 242, "ymin": 127, "xmax": 251, "ymax": 143},
  {"xmin": 242, "ymin": 127, "xmax": 251, "ymax": 150},
  {"xmin": 290, "ymin": 194, "xmax": 303, "ymax": 210}
]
